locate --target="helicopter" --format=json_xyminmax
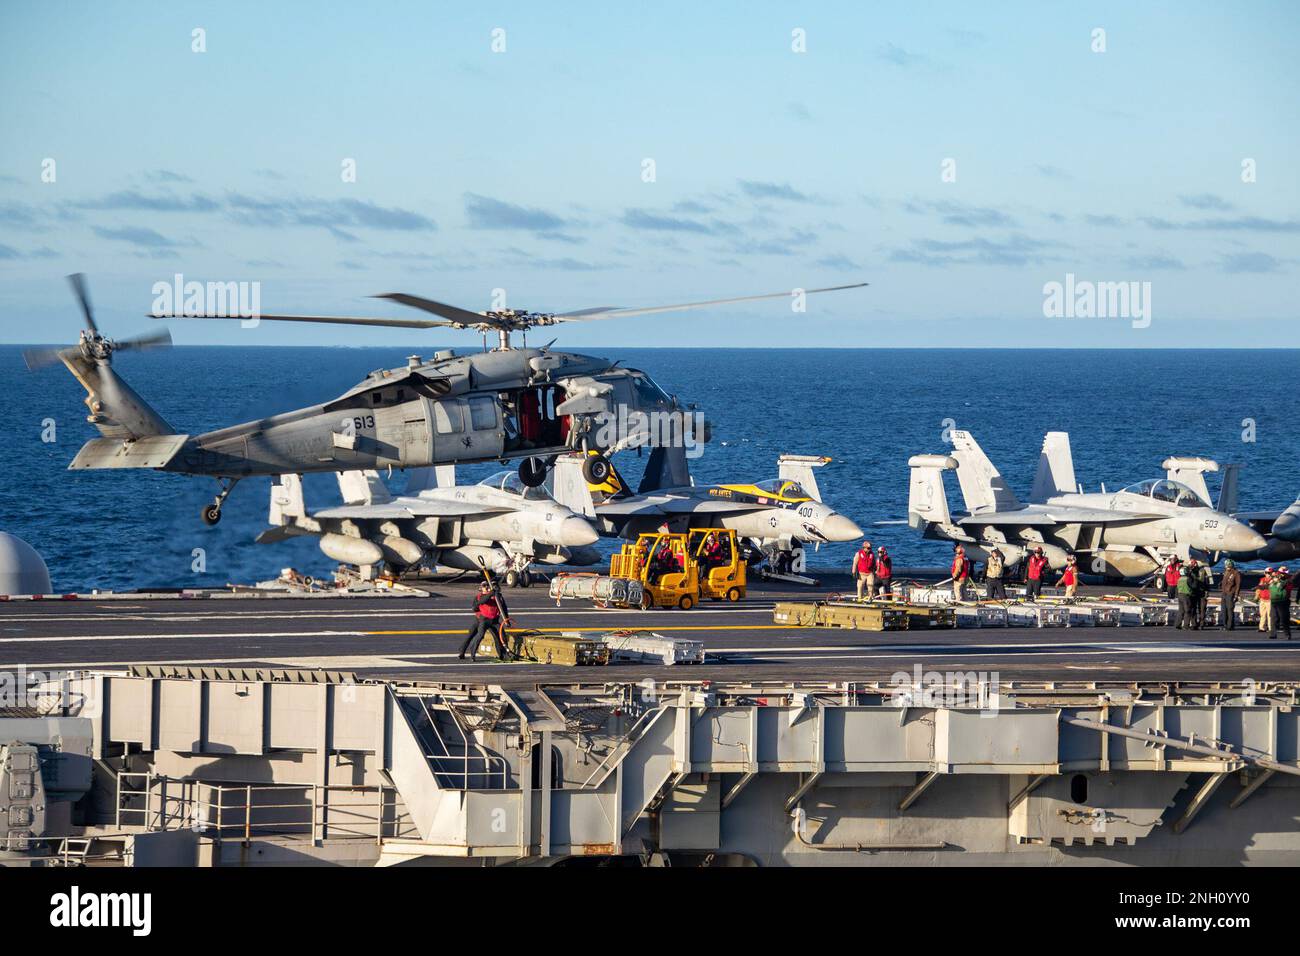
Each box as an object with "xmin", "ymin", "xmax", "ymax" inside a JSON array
[{"xmin": 26, "ymin": 275, "xmax": 866, "ymax": 525}]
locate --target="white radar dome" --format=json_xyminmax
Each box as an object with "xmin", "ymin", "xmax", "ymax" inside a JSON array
[{"xmin": 0, "ymin": 532, "xmax": 52, "ymax": 596}]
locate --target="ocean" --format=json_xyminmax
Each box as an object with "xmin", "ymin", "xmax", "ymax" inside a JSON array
[{"xmin": 2, "ymin": 345, "xmax": 1296, "ymax": 592}]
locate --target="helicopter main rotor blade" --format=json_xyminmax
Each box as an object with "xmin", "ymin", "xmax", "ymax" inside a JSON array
[
  {"xmin": 23, "ymin": 346, "xmax": 74, "ymax": 371},
  {"xmin": 372, "ymin": 293, "xmax": 490, "ymax": 327},
  {"xmin": 115, "ymin": 328, "xmax": 174, "ymax": 353},
  {"xmin": 68, "ymin": 272, "xmax": 98, "ymax": 332},
  {"xmin": 151, "ymin": 313, "xmax": 454, "ymax": 329},
  {"xmin": 552, "ymin": 282, "xmax": 869, "ymax": 321}
]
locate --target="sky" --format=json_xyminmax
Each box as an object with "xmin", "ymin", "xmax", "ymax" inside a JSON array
[{"xmin": 1, "ymin": 0, "xmax": 1297, "ymax": 348}]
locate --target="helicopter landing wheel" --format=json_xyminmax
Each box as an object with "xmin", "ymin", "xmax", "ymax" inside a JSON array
[
  {"xmin": 518, "ymin": 457, "xmax": 547, "ymax": 488},
  {"xmin": 201, "ymin": 504, "xmax": 222, "ymax": 526},
  {"xmin": 582, "ymin": 454, "xmax": 611, "ymax": 484}
]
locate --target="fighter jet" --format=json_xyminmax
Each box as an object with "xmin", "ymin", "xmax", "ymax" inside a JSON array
[
  {"xmin": 1154, "ymin": 457, "xmax": 1300, "ymax": 563},
  {"xmin": 907, "ymin": 430, "xmax": 1265, "ymax": 578},
  {"xmin": 552, "ymin": 446, "xmax": 863, "ymax": 559},
  {"xmin": 259, "ymin": 466, "xmax": 600, "ymax": 585}
]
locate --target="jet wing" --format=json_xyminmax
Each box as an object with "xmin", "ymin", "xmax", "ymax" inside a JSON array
[
  {"xmin": 313, "ymin": 497, "xmax": 507, "ymax": 519},
  {"xmin": 1236, "ymin": 510, "xmax": 1282, "ymax": 523},
  {"xmin": 659, "ymin": 499, "xmax": 768, "ymax": 515},
  {"xmin": 312, "ymin": 504, "xmax": 420, "ymax": 520},
  {"xmin": 958, "ymin": 506, "xmax": 1133, "ymax": 526},
  {"xmin": 595, "ymin": 495, "xmax": 768, "ymax": 517}
]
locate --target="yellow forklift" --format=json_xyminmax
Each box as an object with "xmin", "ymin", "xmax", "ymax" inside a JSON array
[
  {"xmin": 688, "ymin": 528, "xmax": 746, "ymax": 603},
  {"xmin": 611, "ymin": 528, "xmax": 746, "ymax": 609}
]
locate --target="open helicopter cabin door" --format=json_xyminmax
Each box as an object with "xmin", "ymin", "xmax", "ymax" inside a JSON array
[{"xmin": 506, "ymin": 384, "xmax": 569, "ymax": 454}]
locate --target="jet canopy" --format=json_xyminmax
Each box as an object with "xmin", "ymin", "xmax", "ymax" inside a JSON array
[
  {"xmin": 1120, "ymin": 478, "xmax": 1208, "ymax": 508},
  {"xmin": 752, "ymin": 478, "xmax": 812, "ymax": 501},
  {"xmin": 479, "ymin": 470, "xmax": 552, "ymax": 500}
]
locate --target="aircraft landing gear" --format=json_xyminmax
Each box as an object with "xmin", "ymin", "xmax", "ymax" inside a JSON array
[
  {"xmin": 201, "ymin": 478, "xmax": 241, "ymax": 526},
  {"xmin": 518, "ymin": 457, "xmax": 547, "ymax": 488},
  {"xmin": 581, "ymin": 453, "xmax": 611, "ymax": 484}
]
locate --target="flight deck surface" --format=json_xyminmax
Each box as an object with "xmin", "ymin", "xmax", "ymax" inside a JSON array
[{"xmin": 2, "ymin": 579, "xmax": 1294, "ymax": 686}]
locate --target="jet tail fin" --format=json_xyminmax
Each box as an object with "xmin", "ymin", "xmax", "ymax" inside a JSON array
[
  {"xmin": 337, "ymin": 470, "xmax": 392, "ymax": 506},
  {"xmin": 1163, "ymin": 456, "xmax": 1218, "ymax": 508},
  {"xmin": 1216, "ymin": 463, "xmax": 1240, "ymax": 514},
  {"xmin": 778, "ymin": 454, "xmax": 830, "ymax": 502},
  {"xmin": 638, "ymin": 445, "xmax": 690, "ymax": 493},
  {"xmin": 270, "ymin": 474, "xmax": 306, "ymax": 524},
  {"xmin": 949, "ymin": 430, "xmax": 1021, "ymax": 513},
  {"xmin": 405, "ymin": 465, "xmax": 455, "ymax": 494},
  {"xmin": 1030, "ymin": 432, "xmax": 1076, "ymax": 502},
  {"xmin": 552, "ymin": 454, "xmax": 597, "ymax": 517},
  {"xmin": 908, "ymin": 454, "xmax": 958, "ymax": 529}
]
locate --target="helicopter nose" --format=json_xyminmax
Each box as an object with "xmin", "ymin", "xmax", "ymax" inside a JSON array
[
  {"xmin": 1221, "ymin": 521, "xmax": 1267, "ymax": 554},
  {"xmin": 556, "ymin": 516, "xmax": 600, "ymax": 548},
  {"xmin": 821, "ymin": 513, "xmax": 863, "ymax": 542}
]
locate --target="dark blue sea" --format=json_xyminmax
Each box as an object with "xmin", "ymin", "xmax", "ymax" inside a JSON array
[{"xmin": 2, "ymin": 346, "xmax": 1296, "ymax": 592}]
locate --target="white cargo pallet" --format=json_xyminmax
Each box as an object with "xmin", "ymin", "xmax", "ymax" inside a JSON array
[
  {"xmin": 573, "ymin": 631, "xmax": 705, "ymax": 665},
  {"xmin": 1107, "ymin": 603, "xmax": 1169, "ymax": 626},
  {"xmin": 954, "ymin": 605, "xmax": 1009, "ymax": 628},
  {"xmin": 1005, "ymin": 604, "xmax": 1071, "ymax": 627},
  {"xmin": 899, "ymin": 584, "xmax": 957, "ymax": 605}
]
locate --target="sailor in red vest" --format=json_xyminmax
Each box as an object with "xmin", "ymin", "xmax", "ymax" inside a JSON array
[
  {"xmin": 950, "ymin": 545, "xmax": 970, "ymax": 602},
  {"xmin": 1025, "ymin": 547, "xmax": 1048, "ymax": 602},
  {"xmin": 875, "ymin": 547, "xmax": 893, "ymax": 596},
  {"xmin": 853, "ymin": 541, "xmax": 875, "ymax": 600},
  {"xmin": 1163, "ymin": 557, "xmax": 1181, "ymax": 598},
  {"xmin": 459, "ymin": 579, "xmax": 513, "ymax": 662},
  {"xmin": 1057, "ymin": 554, "xmax": 1079, "ymax": 600}
]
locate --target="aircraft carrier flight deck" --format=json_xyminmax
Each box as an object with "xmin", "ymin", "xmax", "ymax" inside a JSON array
[{"xmin": 4, "ymin": 577, "xmax": 1295, "ymax": 686}]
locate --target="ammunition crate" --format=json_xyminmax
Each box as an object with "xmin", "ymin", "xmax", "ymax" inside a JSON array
[
  {"xmin": 509, "ymin": 633, "xmax": 611, "ymax": 666},
  {"xmin": 899, "ymin": 604, "xmax": 956, "ymax": 629},
  {"xmin": 772, "ymin": 601, "xmax": 909, "ymax": 631}
]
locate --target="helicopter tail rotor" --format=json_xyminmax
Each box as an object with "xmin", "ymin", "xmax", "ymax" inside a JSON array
[{"xmin": 28, "ymin": 274, "xmax": 179, "ymax": 441}]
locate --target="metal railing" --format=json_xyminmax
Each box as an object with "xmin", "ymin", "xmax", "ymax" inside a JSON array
[
  {"xmin": 115, "ymin": 773, "xmax": 419, "ymax": 843},
  {"xmin": 411, "ymin": 696, "xmax": 510, "ymax": 790},
  {"xmin": 580, "ymin": 706, "xmax": 666, "ymax": 789}
]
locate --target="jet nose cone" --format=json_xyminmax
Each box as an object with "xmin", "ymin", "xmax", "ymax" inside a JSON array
[
  {"xmin": 1274, "ymin": 506, "xmax": 1300, "ymax": 543},
  {"xmin": 1223, "ymin": 521, "xmax": 1267, "ymax": 554},
  {"xmin": 557, "ymin": 516, "xmax": 600, "ymax": 547},
  {"xmin": 821, "ymin": 513, "xmax": 863, "ymax": 543}
]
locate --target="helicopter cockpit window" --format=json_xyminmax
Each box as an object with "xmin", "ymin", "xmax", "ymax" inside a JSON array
[{"xmin": 631, "ymin": 372, "xmax": 671, "ymax": 408}]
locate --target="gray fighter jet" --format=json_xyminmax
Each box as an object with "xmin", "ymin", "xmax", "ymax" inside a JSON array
[
  {"xmin": 1154, "ymin": 457, "xmax": 1300, "ymax": 563},
  {"xmin": 260, "ymin": 466, "xmax": 600, "ymax": 585},
  {"xmin": 552, "ymin": 447, "xmax": 862, "ymax": 555},
  {"xmin": 908, "ymin": 429, "xmax": 1265, "ymax": 578}
]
